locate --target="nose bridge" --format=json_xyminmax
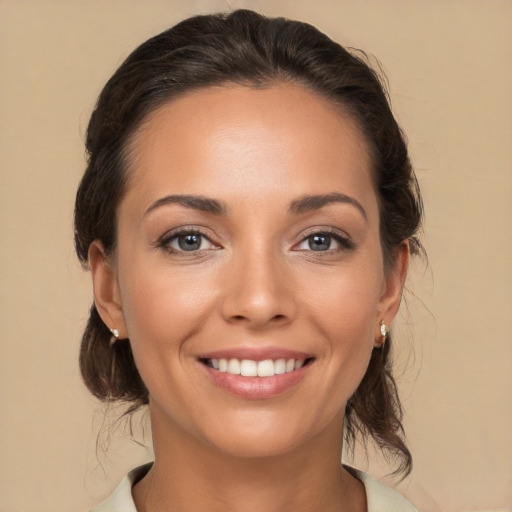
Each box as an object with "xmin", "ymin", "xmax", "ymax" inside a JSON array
[{"xmin": 221, "ymin": 236, "xmax": 294, "ymax": 327}]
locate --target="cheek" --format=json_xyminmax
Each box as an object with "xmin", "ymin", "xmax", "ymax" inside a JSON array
[
  {"xmin": 116, "ymin": 260, "xmax": 224, "ymax": 419},
  {"xmin": 299, "ymin": 259, "xmax": 384, "ymax": 384},
  {"xmin": 117, "ymin": 256, "xmax": 219, "ymax": 357},
  {"xmin": 303, "ymin": 262, "xmax": 384, "ymax": 335}
]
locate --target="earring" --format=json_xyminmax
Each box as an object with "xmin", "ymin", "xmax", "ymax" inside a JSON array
[
  {"xmin": 376, "ymin": 321, "xmax": 388, "ymax": 348},
  {"xmin": 109, "ymin": 327, "xmax": 119, "ymax": 345}
]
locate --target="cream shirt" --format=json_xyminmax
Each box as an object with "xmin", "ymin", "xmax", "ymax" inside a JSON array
[{"xmin": 90, "ymin": 463, "xmax": 418, "ymax": 512}]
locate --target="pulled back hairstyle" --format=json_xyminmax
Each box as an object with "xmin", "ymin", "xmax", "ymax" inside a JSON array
[{"xmin": 75, "ymin": 9, "xmax": 423, "ymax": 477}]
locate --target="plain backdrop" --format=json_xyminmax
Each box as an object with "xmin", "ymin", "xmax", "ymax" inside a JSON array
[{"xmin": 0, "ymin": 1, "xmax": 511, "ymax": 511}]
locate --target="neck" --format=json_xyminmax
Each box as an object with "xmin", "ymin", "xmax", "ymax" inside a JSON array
[{"xmin": 133, "ymin": 406, "xmax": 366, "ymax": 512}]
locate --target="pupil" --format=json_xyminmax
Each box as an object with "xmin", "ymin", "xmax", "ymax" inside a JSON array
[
  {"xmin": 309, "ymin": 235, "xmax": 330, "ymax": 251},
  {"xmin": 179, "ymin": 234, "xmax": 201, "ymax": 251}
]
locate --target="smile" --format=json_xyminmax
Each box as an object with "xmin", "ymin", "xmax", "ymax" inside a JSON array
[{"xmin": 203, "ymin": 358, "xmax": 311, "ymax": 377}]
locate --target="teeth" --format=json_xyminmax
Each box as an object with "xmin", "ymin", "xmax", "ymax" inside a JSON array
[
  {"xmin": 240, "ymin": 359, "xmax": 257, "ymax": 377},
  {"xmin": 208, "ymin": 358, "xmax": 307, "ymax": 377},
  {"xmin": 227, "ymin": 359, "xmax": 241, "ymax": 375},
  {"xmin": 274, "ymin": 358, "xmax": 286, "ymax": 374},
  {"xmin": 257, "ymin": 359, "xmax": 274, "ymax": 377},
  {"xmin": 285, "ymin": 359, "xmax": 295, "ymax": 372},
  {"xmin": 218, "ymin": 359, "xmax": 228, "ymax": 372}
]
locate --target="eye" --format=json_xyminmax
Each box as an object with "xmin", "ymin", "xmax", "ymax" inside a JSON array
[
  {"xmin": 295, "ymin": 230, "xmax": 353, "ymax": 252},
  {"xmin": 305, "ymin": 234, "xmax": 333, "ymax": 251},
  {"xmin": 160, "ymin": 230, "xmax": 218, "ymax": 253}
]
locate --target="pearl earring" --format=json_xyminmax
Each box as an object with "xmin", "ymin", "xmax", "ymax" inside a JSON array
[
  {"xmin": 109, "ymin": 327, "xmax": 119, "ymax": 345},
  {"xmin": 376, "ymin": 321, "xmax": 388, "ymax": 348}
]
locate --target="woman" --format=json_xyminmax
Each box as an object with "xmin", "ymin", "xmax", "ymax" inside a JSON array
[{"xmin": 75, "ymin": 9, "xmax": 422, "ymax": 512}]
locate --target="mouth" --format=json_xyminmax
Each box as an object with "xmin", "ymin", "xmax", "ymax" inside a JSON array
[{"xmin": 200, "ymin": 357, "xmax": 315, "ymax": 377}]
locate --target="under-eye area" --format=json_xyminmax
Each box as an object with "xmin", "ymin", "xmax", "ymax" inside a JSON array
[{"xmin": 200, "ymin": 357, "xmax": 315, "ymax": 377}]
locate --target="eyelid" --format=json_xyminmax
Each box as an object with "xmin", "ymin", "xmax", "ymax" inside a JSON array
[
  {"xmin": 293, "ymin": 226, "xmax": 354, "ymax": 251},
  {"xmin": 157, "ymin": 226, "xmax": 220, "ymax": 253}
]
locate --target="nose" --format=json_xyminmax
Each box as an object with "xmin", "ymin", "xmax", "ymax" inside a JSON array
[{"xmin": 220, "ymin": 245, "xmax": 296, "ymax": 330}]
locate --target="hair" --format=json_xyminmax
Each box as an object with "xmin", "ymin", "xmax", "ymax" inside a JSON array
[{"xmin": 74, "ymin": 9, "xmax": 423, "ymax": 477}]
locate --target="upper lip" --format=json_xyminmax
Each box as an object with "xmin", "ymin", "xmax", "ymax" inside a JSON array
[{"xmin": 198, "ymin": 346, "xmax": 314, "ymax": 361}]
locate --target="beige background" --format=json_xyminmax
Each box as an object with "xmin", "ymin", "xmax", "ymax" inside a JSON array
[{"xmin": 1, "ymin": 1, "xmax": 511, "ymax": 511}]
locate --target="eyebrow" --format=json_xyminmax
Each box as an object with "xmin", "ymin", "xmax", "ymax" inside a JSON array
[
  {"xmin": 288, "ymin": 192, "xmax": 367, "ymax": 221},
  {"xmin": 144, "ymin": 194, "xmax": 227, "ymax": 216},
  {"xmin": 144, "ymin": 192, "xmax": 367, "ymax": 221}
]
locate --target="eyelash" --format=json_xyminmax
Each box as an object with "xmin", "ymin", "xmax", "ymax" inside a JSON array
[
  {"xmin": 158, "ymin": 228, "xmax": 218, "ymax": 255},
  {"xmin": 157, "ymin": 227, "xmax": 354, "ymax": 255},
  {"xmin": 294, "ymin": 228, "xmax": 355, "ymax": 253}
]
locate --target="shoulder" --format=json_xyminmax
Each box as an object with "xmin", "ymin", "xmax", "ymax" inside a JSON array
[
  {"xmin": 88, "ymin": 463, "xmax": 152, "ymax": 512},
  {"xmin": 348, "ymin": 466, "xmax": 419, "ymax": 512}
]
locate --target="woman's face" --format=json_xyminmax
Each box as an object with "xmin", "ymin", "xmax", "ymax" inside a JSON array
[{"xmin": 92, "ymin": 84, "xmax": 407, "ymax": 457}]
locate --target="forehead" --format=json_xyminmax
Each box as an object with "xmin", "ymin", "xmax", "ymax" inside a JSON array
[{"xmin": 122, "ymin": 84, "xmax": 377, "ymax": 217}]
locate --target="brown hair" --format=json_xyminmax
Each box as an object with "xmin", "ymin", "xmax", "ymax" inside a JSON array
[{"xmin": 75, "ymin": 9, "xmax": 423, "ymax": 477}]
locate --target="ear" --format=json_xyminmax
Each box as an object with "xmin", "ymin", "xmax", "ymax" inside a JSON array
[
  {"xmin": 88, "ymin": 241, "xmax": 127, "ymax": 339},
  {"xmin": 376, "ymin": 240, "xmax": 410, "ymax": 335}
]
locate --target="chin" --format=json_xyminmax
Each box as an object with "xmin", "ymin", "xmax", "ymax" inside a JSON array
[
  {"xmin": 206, "ymin": 429, "xmax": 310, "ymax": 459},
  {"xmin": 195, "ymin": 407, "xmax": 342, "ymax": 460}
]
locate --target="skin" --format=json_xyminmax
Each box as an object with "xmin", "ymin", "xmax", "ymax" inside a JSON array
[{"xmin": 90, "ymin": 84, "xmax": 408, "ymax": 512}]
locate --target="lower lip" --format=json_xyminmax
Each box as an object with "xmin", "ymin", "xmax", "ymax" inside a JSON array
[{"xmin": 200, "ymin": 362, "xmax": 312, "ymax": 399}]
